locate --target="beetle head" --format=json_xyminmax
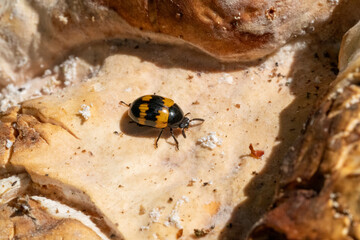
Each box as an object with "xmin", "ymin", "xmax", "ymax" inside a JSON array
[{"xmin": 178, "ymin": 116, "xmax": 204, "ymax": 138}]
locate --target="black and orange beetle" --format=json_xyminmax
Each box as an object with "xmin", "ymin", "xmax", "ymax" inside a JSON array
[{"xmin": 121, "ymin": 95, "xmax": 204, "ymax": 150}]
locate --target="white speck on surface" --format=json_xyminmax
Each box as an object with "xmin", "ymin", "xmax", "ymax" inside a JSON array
[
  {"xmin": 149, "ymin": 208, "xmax": 162, "ymax": 223},
  {"xmin": 5, "ymin": 139, "xmax": 13, "ymax": 149},
  {"xmin": 31, "ymin": 196, "xmax": 109, "ymax": 240},
  {"xmin": 58, "ymin": 14, "xmax": 68, "ymax": 24},
  {"xmin": 42, "ymin": 77, "xmax": 61, "ymax": 94},
  {"xmin": 332, "ymin": 200, "xmax": 339, "ymax": 208},
  {"xmin": 61, "ymin": 56, "xmax": 78, "ymax": 86},
  {"xmin": 327, "ymin": 0, "xmax": 339, "ymax": 5},
  {"xmin": 285, "ymin": 77, "xmax": 293, "ymax": 86},
  {"xmin": 167, "ymin": 210, "xmax": 182, "ymax": 229},
  {"xmin": 124, "ymin": 87, "xmax": 132, "ymax": 92},
  {"xmin": 330, "ymin": 192, "xmax": 337, "ymax": 199},
  {"xmin": 164, "ymin": 196, "xmax": 189, "ymax": 229},
  {"xmin": 43, "ymin": 69, "xmax": 52, "ymax": 76},
  {"xmin": 314, "ymin": 76, "xmax": 321, "ymax": 83},
  {"xmin": 140, "ymin": 225, "xmax": 150, "ymax": 231},
  {"xmin": 191, "ymin": 177, "xmax": 198, "ymax": 182},
  {"xmin": 0, "ymin": 83, "xmax": 25, "ymax": 111},
  {"xmin": 345, "ymin": 94, "xmax": 360, "ymax": 108},
  {"xmin": 181, "ymin": 196, "xmax": 189, "ymax": 203},
  {"xmin": 218, "ymin": 73, "xmax": 233, "ymax": 84},
  {"xmin": 79, "ymin": 104, "xmax": 91, "ymax": 120},
  {"xmin": 197, "ymin": 132, "xmax": 223, "ymax": 149}
]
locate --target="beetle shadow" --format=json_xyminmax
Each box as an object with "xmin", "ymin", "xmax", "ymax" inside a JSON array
[{"xmin": 119, "ymin": 112, "xmax": 184, "ymax": 148}]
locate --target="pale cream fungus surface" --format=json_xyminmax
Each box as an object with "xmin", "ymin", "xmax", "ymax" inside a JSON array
[{"xmin": 1, "ymin": 38, "xmax": 338, "ymax": 239}]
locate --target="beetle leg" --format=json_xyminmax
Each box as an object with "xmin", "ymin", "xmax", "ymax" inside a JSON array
[
  {"xmin": 170, "ymin": 128, "xmax": 179, "ymax": 150},
  {"xmin": 182, "ymin": 128, "xmax": 187, "ymax": 138},
  {"xmin": 119, "ymin": 101, "xmax": 130, "ymax": 107},
  {"xmin": 155, "ymin": 128, "xmax": 164, "ymax": 148}
]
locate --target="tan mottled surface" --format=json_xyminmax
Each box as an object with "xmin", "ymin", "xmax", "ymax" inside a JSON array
[
  {"xmin": 0, "ymin": 37, "xmax": 339, "ymax": 239},
  {"xmin": 0, "ymin": 0, "xmax": 359, "ymax": 239}
]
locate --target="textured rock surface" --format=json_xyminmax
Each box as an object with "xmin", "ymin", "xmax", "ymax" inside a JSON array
[
  {"xmin": 0, "ymin": 0, "xmax": 359, "ymax": 85},
  {"xmin": 0, "ymin": 38, "xmax": 339, "ymax": 239},
  {"xmin": 0, "ymin": 197, "xmax": 102, "ymax": 240},
  {"xmin": 0, "ymin": 1, "xmax": 359, "ymax": 239},
  {"xmin": 249, "ymin": 20, "xmax": 360, "ymax": 240}
]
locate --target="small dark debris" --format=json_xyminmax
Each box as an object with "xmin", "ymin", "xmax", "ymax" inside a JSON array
[
  {"xmin": 194, "ymin": 228, "xmax": 213, "ymax": 238},
  {"xmin": 331, "ymin": 67, "xmax": 339, "ymax": 75},
  {"xmin": 176, "ymin": 229, "xmax": 183, "ymax": 239},
  {"xmin": 323, "ymin": 51, "xmax": 330, "ymax": 58}
]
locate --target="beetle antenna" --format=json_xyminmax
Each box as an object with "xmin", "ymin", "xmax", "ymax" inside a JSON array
[
  {"xmin": 190, "ymin": 118, "xmax": 204, "ymax": 123},
  {"xmin": 119, "ymin": 101, "xmax": 130, "ymax": 107},
  {"xmin": 185, "ymin": 112, "xmax": 191, "ymax": 117}
]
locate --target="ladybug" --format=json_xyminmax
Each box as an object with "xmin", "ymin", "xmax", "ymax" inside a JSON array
[{"xmin": 121, "ymin": 95, "xmax": 204, "ymax": 150}]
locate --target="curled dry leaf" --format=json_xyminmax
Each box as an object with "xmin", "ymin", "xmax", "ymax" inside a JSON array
[{"xmin": 249, "ymin": 144, "xmax": 265, "ymax": 159}]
